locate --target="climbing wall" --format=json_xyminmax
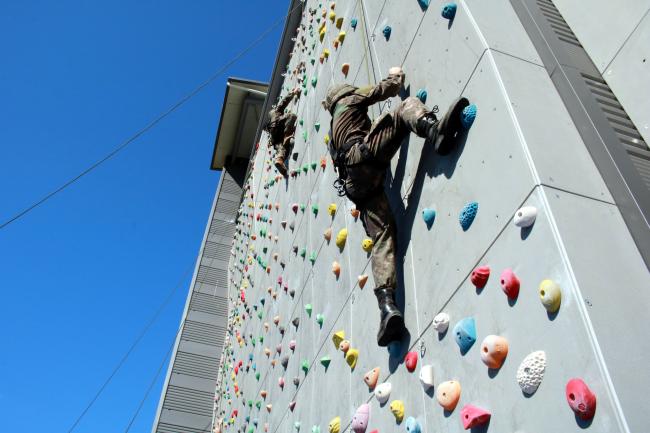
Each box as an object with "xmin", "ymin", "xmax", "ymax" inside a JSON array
[{"xmin": 216, "ymin": 1, "xmax": 650, "ymax": 433}]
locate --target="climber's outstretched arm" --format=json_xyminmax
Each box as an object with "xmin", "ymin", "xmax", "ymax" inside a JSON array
[
  {"xmin": 275, "ymin": 87, "xmax": 300, "ymax": 113},
  {"xmin": 356, "ymin": 66, "xmax": 405, "ymax": 107}
]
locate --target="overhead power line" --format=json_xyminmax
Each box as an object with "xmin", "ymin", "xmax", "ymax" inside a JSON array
[{"xmin": 0, "ymin": 3, "xmax": 299, "ymax": 231}]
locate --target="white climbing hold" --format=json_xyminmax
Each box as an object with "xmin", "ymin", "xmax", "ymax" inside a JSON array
[
  {"xmin": 374, "ymin": 382, "xmax": 392, "ymax": 404},
  {"xmin": 516, "ymin": 350, "xmax": 546, "ymax": 395},
  {"xmin": 432, "ymin": 312, "xmax": 450, "ymax": 333},
  {"xmin": 514, "ymin": 206, "xmax": 537, "ymax": 228},
  {"xmin": 419, "ymin": 364, "xmax": 435, "ymax": 389}
]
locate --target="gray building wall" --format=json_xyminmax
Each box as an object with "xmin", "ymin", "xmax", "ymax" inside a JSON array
[
  {"xmin": 219, "ymin": 1, "xmax": 650, "ymax": 433},
  {"xmin": 152, "ymin": 163, "xmax": 246, "ymax": 433}
]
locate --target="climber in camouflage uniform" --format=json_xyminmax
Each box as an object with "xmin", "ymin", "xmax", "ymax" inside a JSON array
[
  {"xmin": 265, "ymin": 87, "xmax": 301, "ymax": 176},
  {"xmin": 323, "ymin": 66, "xmax": 469, "ymax": 346}
]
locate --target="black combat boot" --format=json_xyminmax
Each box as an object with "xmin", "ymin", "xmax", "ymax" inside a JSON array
[
  {"xmin": 374, "ymin": 287, "xmax": 405, "ymax": 346},
  {"xmin": 417, "ymin": 97, "xmax": 470, "ymax": 155}
]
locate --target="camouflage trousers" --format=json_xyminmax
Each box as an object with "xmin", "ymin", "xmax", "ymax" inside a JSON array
[
  {"xmin": 344, "ymin": 97, "xmax": 428, "ymax": 290},
  {"xmin": 270, "ymin": 113, "xmax": 297, "ymax": 161}
]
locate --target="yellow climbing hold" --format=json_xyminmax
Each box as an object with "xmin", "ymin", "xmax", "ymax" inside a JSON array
[
  {"xmin": 328, "ymin": 417, "xmax": 340, "ymax": 433},
  {"xmin": 335, "ymin": 228, "xmax": 348, "ymax": 249},
  {"xmin": 390, "ymin": 400, "xmax": 405, "ymax": 423},
  {"xmin": 329, "ymin": 11, "xmax": 336, "ymax": 22},
  {"xmin": 337, "ymin": 31, "xmax": 346, "ymax": 43},
  {"xmin": 328, "ymin": 203, "xmax": 337, "ymax": 216},
  {"xmin": 332, "ymin": 330, "xmax": 345, "ymax": 348},
  {"xmin": 324, "ymin": 134, "xmax": 330, "ymax": 144},
  {"xmin": 336, "ymin": 17, "xmax": 344, "ymax": 29},
  {"xmin": 319, "ymin": 27, "xmax": 327, "ymax": 42},
  {"xmin": 539, "ymin": 279, "xmax": 562, "ymax": 313},
  {"xmin": 323, "ymin": 49, "xmax": 330, "ymax": 58},
  {"xmin": 361, "ymin": 238, "xmax": 374, "ymax": 252},
  {"xmin": 345, "ymin": 348, "xmax": 359, "ymax": 369}
]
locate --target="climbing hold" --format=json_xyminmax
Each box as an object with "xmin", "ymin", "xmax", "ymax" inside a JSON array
[
  {"xmin": 260, "ymin": 390, "xmax": 268, "ymax": 398},
  {"xmin": 350, "ymin": 18, "xmax": 358, "ymax": 29},
  {"xmin": 329, "ymin": 10, "xmax": 336, "ymax": 22},
  {"xmin": 345, "ymin": 348, "xmax": 359, "ymax": 369},
  {"xmin": 336, "ymin": 17, "xmax": 344, "ymax": 29},
  {"xmin": 289, "ymin": 340, "xmax": 296, "ymax": 350},
  {"xmin": 292, "ymin": 317, "xmax": 300, "ymax": 328},
  {"xmin": 312, "ymin": 204, "xmax": 319, "ymax": 215},
  {"xmin": 480, "ymin": 335, "xmax": 509, "ymax": 369},
  {"xmin": 320, "ymin": 156, "xmax": 327, "ymax": 169},
  {"xmin": 416, "ymin": 89, "xmax": 427, "ymax": 104},
  {"xmin": 341, "ymin": 63, "xmax": 350, "ymax": 77},
  {"xmin": 539, "ymin": 279, "xmax": 561, "ymax": 313},
  {"xmin": 453, "ymin": 317, "xmax": 477, "ymax": 354},
  {"xmin": 382, "ymin": 25, "xmax": 392, "ymax": 40},
  {"xmin": 323, "ymin": 49, "xmax": 330, "ymax": 58},
  {"xmin": 375, "ymin": 382, "xmax": 392, "ymax": 404},
  {"xmin": 517, "ymin": 350, "xmax": 546, "ymax": 395},
  {"xmin": 350, "ymin": 208, "xmax": 360, "ymax": 219},
  {"xmin": 293, "ymin": 420, "xmax": 299, "ymax": 428},
  {"xmin": 404, "ymin": 351, "xmax": 418, "ymax": 372},
  {"xmin": 324, "ymin": 227, "xmax": 333, "ymax": 241},
  {"xmin": 361, "ymin": 238, "xmax": 374, "ymax": 252},
  {"xmin": 328, "ymin": 203, "xmax": 337, "ymax": 216},
  {"xmin": 311, "ymin": 77, "xmax": 318, "ymax": 87},
  {"xmin": 460, "ymin": 404, "xmax": 491, "ymax": 430},
  {"xmin": 337, "ymin": 31, "xmax": 346, "ymax": 44},
  {"xmin": 305, "ymin": 304, "xmax": 313, "ymax": 317},
  {"xmin": 293, "ymin": 376, "xmax": 300, "ymax": 386},
  {"xmin": 441, "ymin": 3, "xmax": 457, "ymax": 20},
  {"xmin": 358, "ymin": 274, "xmax": 368, "ymax": 289},
  {"xmin": 301, "ymin": 359, "xmax": 310, "ymax": 373},
  {"xmin": 419, "ymin": 365, "xmax": 435, "ymax": 389},
  {"xmin": 300, "ymin": 248, "xmax": 307, "ymax": 258},
  {"xmin": 470, "ymin": 265, "xmax": 490, "ymax": 289},
  {"xmin": 276, "ymin": 344, "xmax": 283, "ymax": 354},
  {"xmin": 500, "ymin": 268, "xmax": 520, "ymax": 299},
  {"xmin": 292, "ymin": 203, "xmax": 299, "ymax": 213},
  {"xmin": 335, "ymin": 228, "xmax": 348, "ymax": 249},
  {"xmin": 351, "ymin": 403, "xmax": 370, "ymax": 433},
  {"xmin": 315, "ymin": 122, "xmax": 321, "ymax": 132},
  {"xmin": 417, "ymin": 0, "xmax": 430, "ymax": 11},
  {"xmin": 339, "ymin": 340, "xmax": 350, "ymax": 353},
  {"xmin": 332, "ymin": 330, "xmax": 346, "ymax": 349},
  {"xmin": 514, "ymin": 205, "xmax": 537, "ymax": 228},
  {"xmin": 390, "ymin": 400, "xmax": 405, "ymax": 423},
  {"xmin": 566, "ymin": 378, "xmax": 597, "ymax": 421},
  {"xmin": 264, "ymin": 347, "xmax": 271, "ymax": 357},
  {"xmin": 436, "ymin": 380, "xmax": 461, "ymax": 411},
  {"xmin": 324, "ymin": 134, "xmax": 330, "ymax": 144},
  {"xmin": 278, "ymin": 377, "xmax": 285, "ymax": 388},
  {"xmin": 364, "ymin": 367, "xmax": 380, "ymax": 390},
  {"xmin": 309, "ymin": 251, "xmax": 317, "ymax": 264},
  {"xmin": 312, "ymin": 426, "xmax": 321, "ymax": 433},
  {"xmin": 433, "ymin": 312, "xmax": 450, "ymax": 333},
  {"xmin": 316, "ymin": 313, "xmax": 325, "ymax": 327},
  {"xmin": 266, "ymin": 404, "xmax": 272, "ymax": 412},
  {"xmin": 332, "ymin": 261, "xmax": 341, "ymax": 278},
  {"xmin": 320, "ymin": 356, "xmax": 331, "ymax": 368},
  {"xmin": 459, "ymin": 201, "xmax": 478, "ymax": 231},
  {"xmin": 328, "ymin": 417, "xmax": 340, "ymax": 433},
  {"xmin": 422, "ymin": 208, "xmax": 436, "ymax": 229},
  {"xmin": 461, "ymin": 104, "xmax": 477, "ymax": 129}
]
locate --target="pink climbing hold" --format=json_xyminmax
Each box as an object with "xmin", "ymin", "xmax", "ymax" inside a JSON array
[
  {"xmin": 460, "ymin": 404, "xmax": 491, "ymax": 429},
  {"xmin": 292, "ymin": 203, "xmax": 299, "ymax": 213},
  {"xmin": 289, "ymin": 340, "xmax": 296, "ymax": 351},
  {"xmin": 470, "ymin": 266, "xmax": 490, "ymax": 289},
  {"xmin": 566, "ymin": 378, "xmax": 597, "ymax": 421},
  {"xmin": 404, "ymin": 351, "xmax": 418, "ymax": 372},
  {"xmin": 500, "ymin": 268, "xmax": 520, "ymax": 299},
  {"xmin": 351, "ymin": 403, "xmax": 370, "ymax": 433},
  {"xmin": 289, "ymin": 400, "xmax": 297, "ymax": 411}
]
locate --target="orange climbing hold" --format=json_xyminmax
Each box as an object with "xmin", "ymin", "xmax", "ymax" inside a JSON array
[
  {"xmin": 332, "ymin": 261, "xmax": 341, "ymax": 278},
  {"xmin": 358, "ymin": 274, "xmax": 368, "ymax": 289},
  {"xmin": 341, "ymin": 63, "xmax": 350, "ymax": 77}
]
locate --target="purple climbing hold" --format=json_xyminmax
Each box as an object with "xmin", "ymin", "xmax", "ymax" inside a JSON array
[{"xmin": 351, "ymin": 403, "xmax": 370, "ymax": 433}]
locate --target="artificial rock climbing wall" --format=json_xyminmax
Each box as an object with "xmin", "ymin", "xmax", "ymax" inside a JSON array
[{"xmin": 217, "ymin": 1, "xmax": 650, "ymax": 433}]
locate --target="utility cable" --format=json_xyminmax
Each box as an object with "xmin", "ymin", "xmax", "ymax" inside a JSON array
[
  {"xmin": 122, "ymin": 326, "xmax": 180, "ymax": 433},
  {"xmin": 0, "ymin": 2, "xmax": 302, "ymax": 231},
  {"xmin": 65, "ymin": 262, "xmax": 194, "ymax": 433}
]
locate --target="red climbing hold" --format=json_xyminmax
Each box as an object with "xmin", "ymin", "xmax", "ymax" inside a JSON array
[
  {"xmin": 500, "ymin": 268, "xmax": 520, "ymax": 299},
  {"xmin": 404, "ymin": 351, "xmax": 418, "ymax": 372},
  {"xmin": 470, "ymin": 266, "xmax": 490, "ymax": 289},
  {"xmin": 460, "ymin": 404, "xmax": 491, "ymax": 429},
  {"xmin": 566, "ymin": 378, "xmax": 597, "ymax": 421}
]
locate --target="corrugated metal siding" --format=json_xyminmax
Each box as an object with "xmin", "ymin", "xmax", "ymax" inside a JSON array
[{"xmin": 152, "ymin": 166, "xmax": 244, "ymax": 433}]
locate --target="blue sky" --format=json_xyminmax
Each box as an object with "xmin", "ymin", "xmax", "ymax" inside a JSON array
[{"xmin": 0, "ymin": 1, "xmax": 284, "ymax": 431}]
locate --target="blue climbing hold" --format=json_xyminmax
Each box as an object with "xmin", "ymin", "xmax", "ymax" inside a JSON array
[
  {"xmin": 351, "ymin": 18, "xmax": 358, "ymax": 30},
  {"xmin": 416, "ymin": 88, "xmax": 427, "ymax": 104},
  {"xmin": 382, "ymin": 25, "xmax": 392, "ymax": 40},
  {"xmin": 405, "ymin": 417, "xmax": 421, "ymax": 433},
  {"xmin": 249, "ymin": 353, "xmax": 253, "ymax": 361},
  {"xmin": 417, "ymin": 0, "xmax": 430, "ymax": 11},
  {"xmin": 422, "ymin": 208, "xmax": 436, "ymax": 229},
  {"xmin": 459, "ymin": 201, "xmax": 478, "ymax": 231},
  {"xmin": 441, "ymin": 3, "xmax": 457, "ymax": 20},
  {"xmin": 453, "ymin": 317, "xmax": 476, "ymax": 354},
  {"xmin": 461, "ymin": 104, "xmax": 477, "ymax": 129}
]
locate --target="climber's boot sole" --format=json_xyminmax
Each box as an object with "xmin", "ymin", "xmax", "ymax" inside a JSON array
[
  {"xmin": 435, "ymin": 97, "xmax": 470, "ymax": 155},
  {"xmin": 377, "ymin": 311, "xmax": 405, "ymax": 347}
]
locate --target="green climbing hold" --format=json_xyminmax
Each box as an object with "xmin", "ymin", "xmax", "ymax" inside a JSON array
[
  {"xmin": 311, "ymin": 77, "xmax": 318, "ymax": 87},
  {"xmin": 305, "ymin": 304, "xmax": 313, "ymax": 316},
  {"xmin": 320, "ymin": 356, "xmax": 331, "ymax": 368},
  {"xmin": 314, "ymin": 122, "xmax": 320, "ymax": 131},
  {"xmin": 309, "ymin": 251, "xmax": 317, "ymax": 264},
  {"xmin": 256, "ymin": 401, "xmax": 262, "ymax": 409},
  {"xmin": 257, "ymin": 311, "xmax": 263, "ymax": 319},
  {"xmin": 300, "ymin": 203, "xmax": 306, "ymax": 212},
  {"xmin": 301, "ymin": 359, "xmax": 310, "ymax": 373},
  {"xmin": 312, "ymin": 204, "xmax": 319, "ymax": 215},
  {"xmin": 300, "ymin": 248, "xmax": 307, "ymax": 258},
  {"xmin": 256, "ymin": 372, "xmax": 261, "ymax": 380},
  {"xmin": 303, "ymin": 130, "xmax": 308, "ymax": 141},
  {"xmin": 310, "ymin": 162, "xmax": 317, "ymax": 170},
  {"xmin": 316, "ymin": 313, "xmax": 324, "ymax": 327}
]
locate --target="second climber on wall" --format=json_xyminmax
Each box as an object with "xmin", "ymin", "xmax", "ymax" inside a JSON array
[
  {"xmin": 264, "ymin": 87, "xmax": 301, "ymax": 176},
  {"xmin": 323, "ymin": 67, "xmax": 470, "ymax": 346}
]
